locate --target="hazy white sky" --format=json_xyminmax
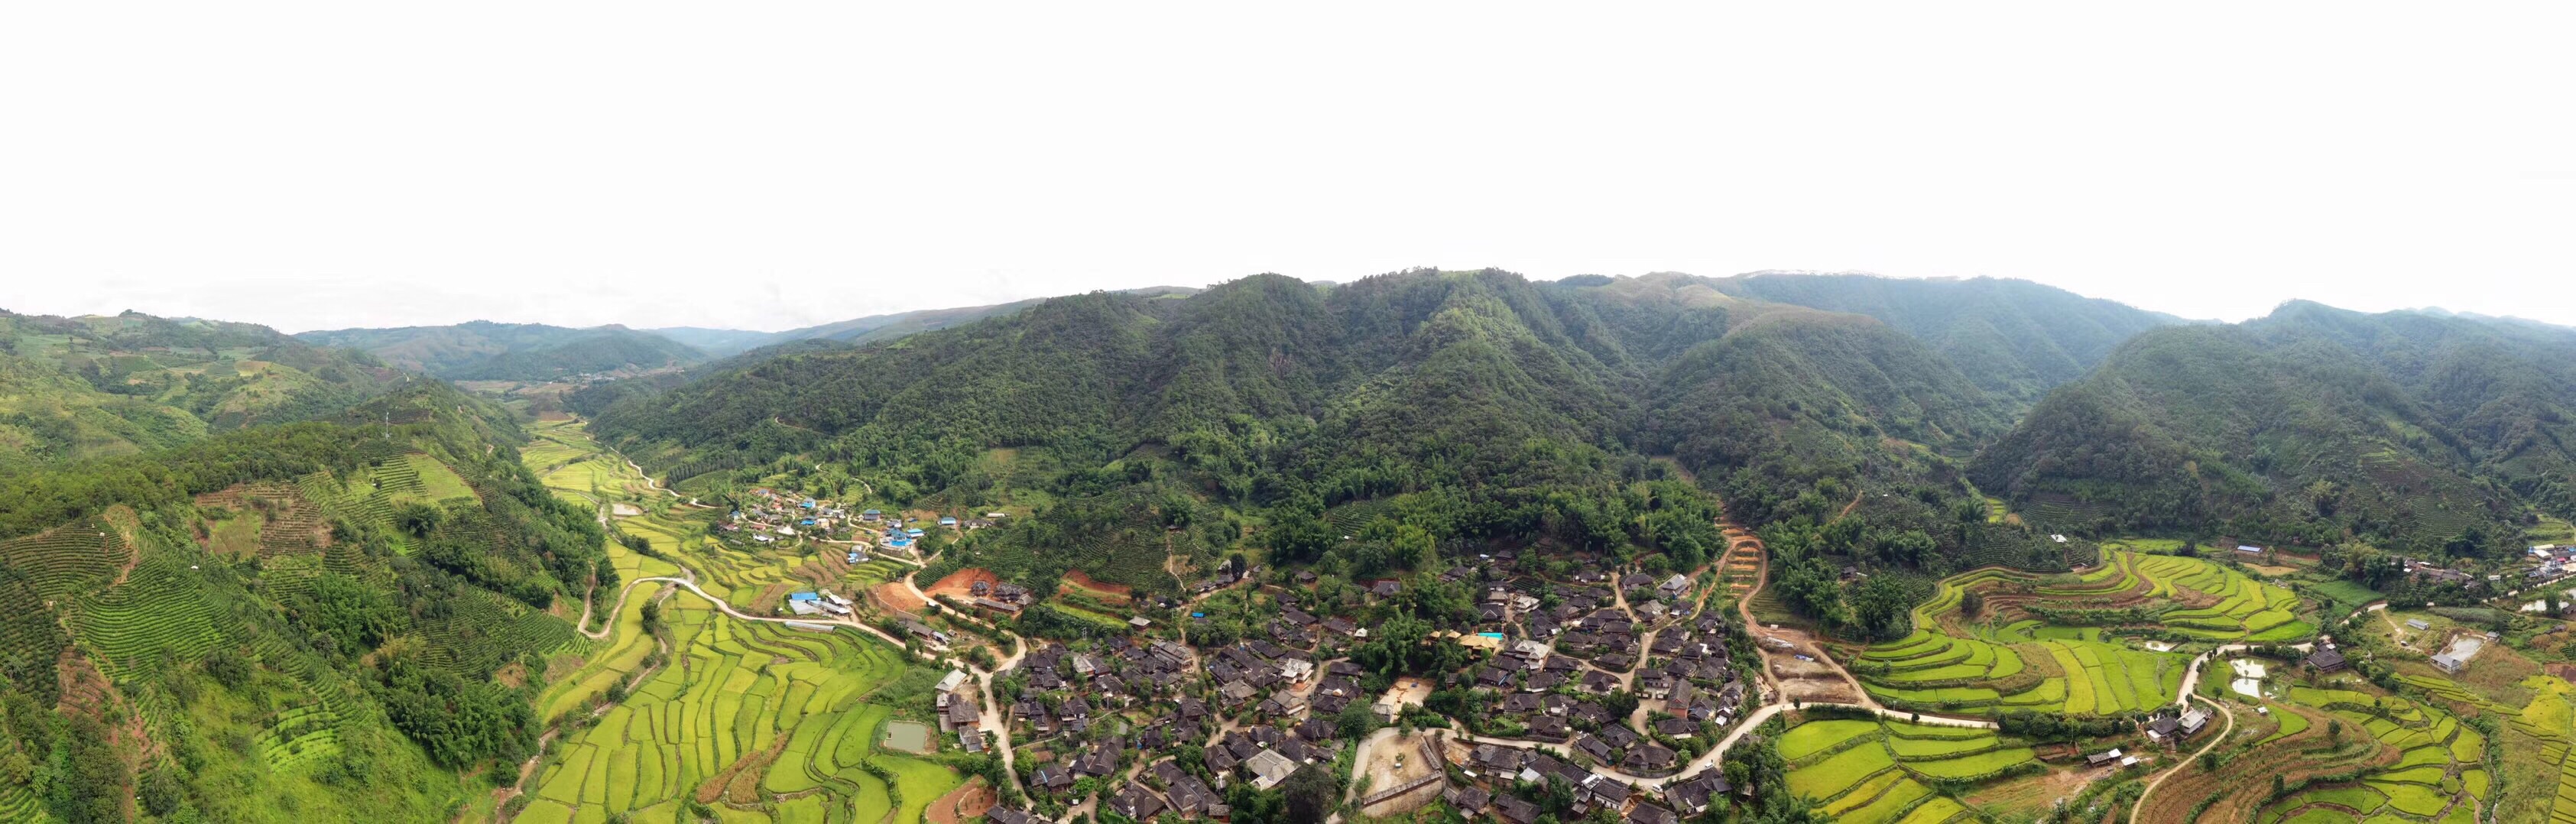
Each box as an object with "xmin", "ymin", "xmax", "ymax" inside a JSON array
[{"xmin": 3, "ymin": 3, "xmax": 2571, "ymax": 333}]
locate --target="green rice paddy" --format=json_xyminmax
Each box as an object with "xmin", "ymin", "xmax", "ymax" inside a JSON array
[
  {"xmin": 521, "ymin": 420, "xmax": 958, "ymax": 823},
  {"xmin": 1854, "ymin": 550, "xmax": 2315, "ymax": 717},
  {"xmin": 1778, "ymin": 716, "xmax": 2038, "ymax": 823}
]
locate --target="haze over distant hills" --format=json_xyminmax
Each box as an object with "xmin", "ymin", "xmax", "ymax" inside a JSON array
[
  {"xmin": 642, "ymin": 285, "xmax": 1205, "ymax": 357},
  {"xmin": 294, "ymin": 320, "xmax": 706, "ymax": 381}
]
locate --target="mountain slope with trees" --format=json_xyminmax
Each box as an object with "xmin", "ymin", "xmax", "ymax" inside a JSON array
[
  {"xmin": 0, "ymin": 371, "xmax": 611, "ymax": 821},
  {"xmin": 1971, "ymin": 300, "xmax": 2576, "ymax": 556},
  {"xmin": 1715, "ymin": 271, "xmax": 2185, "ymax": 404},
  {"xmin": 0, "ymin": 310, "xmax": 402, "ymax": 466},
  {"xmin": 586, "ymin": 270, "xmax": 2110, "ymax": 610}
]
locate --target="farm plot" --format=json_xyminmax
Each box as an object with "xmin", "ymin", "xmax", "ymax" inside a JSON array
[
  {"xmin": 527, "ymin": 592, "xmax": 933, "ymax": 821},
  {"xmin": 1780, "ymin": 716, "xmax": 2040, "ymax": 822},
  {"xmin": 2179, "ymin": 683, "xmax": 2490, "ymax": 824},
  {"xmin": 1854, "ymin": 549, "xmax": 2314, "ymax": 716},
  {"xmin": 517, "ymin": 420, "xmax": 949, "ymax": 822}
]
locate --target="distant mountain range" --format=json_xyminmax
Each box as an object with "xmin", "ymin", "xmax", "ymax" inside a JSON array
[
  {"xmin": 644, "ymin": 286, "xmax": 1204, "ymax": 357},
  {"xmin": 295, "ymin": 320, "xmax": 706, "ymax": 381},
  {"xmin": 0, "ymin": 309, "xmax": 401, "ymax": 465}
]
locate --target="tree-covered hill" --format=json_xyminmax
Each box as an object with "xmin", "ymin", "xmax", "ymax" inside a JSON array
[
  {"xmin": 586, "ymin": 269, "xmax": 2123, "ymax": 596},
  {"xmin": 1715, "ymin": 271, "xmax": 2185, "ymax": 404},
  {"xmin": 0, "ymin": 378, "xmax": 611, "ymax": 821},
  {"xmin": 296, "ymin": 320, "xmax": 705, "ymax": 381},
  {"xmin": 1971, "ymin": 300, "xmax": 2576, "ymax": 554},
  {"xmin": 0, "ymin": 310, "xmax": 402, "ymax": 466}
]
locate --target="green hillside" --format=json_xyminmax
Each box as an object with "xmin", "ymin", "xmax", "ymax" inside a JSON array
[
  {"xmin": 0, "ymin": 376, "xmax": 617, "ymax": 822},
  {"xmin": 586, "ymin": 270, "xmax": 2120, "ymax": 601},
  {"xmin": 0, "ymin": 310, "xmax": 401, "ymax": 466},
  {"xmin": 1972, "ymin": 301, "xmax": 2576, "ymax": 554},
  {"xmin": 1716, "ymin": 271, "xmax": 2185, "ymax": 404}
]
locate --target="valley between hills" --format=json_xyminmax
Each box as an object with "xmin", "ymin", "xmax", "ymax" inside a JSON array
[{"xmin": 5, "ymin": 269, "xmax": 2576, "ymax": 824}]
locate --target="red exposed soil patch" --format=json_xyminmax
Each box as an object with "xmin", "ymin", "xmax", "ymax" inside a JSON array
[
  {"xmin": 926, "ymin": 777, "xmax": 993, "ymax": 824},
  {"xmin": 57, "ymin": 650, "xmax": 159, "ymax": 785},
  {"xmin": 193, "ymin": 483, "xmax": 330, "ymax": 560},
  {"xmin": 927, "ymin": 567, "xmax": 1003, "ymax": 601},
  {"xmin": 2549, "ymin": 663, "xmax": 2576, "ymax": 683},
  {"xmin": 1063, "ymin": 569, "xmax": 1132, "ymax": 602},
  {"xmin": 875, "ymin": 582, "xmax": 928, "ymax": 613}
]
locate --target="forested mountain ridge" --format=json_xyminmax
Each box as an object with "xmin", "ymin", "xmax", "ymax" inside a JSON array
[
  {"xmin": 0, "ymin": 310, "xmax": 402, "ymax": 466},
  {"xmin": 1972, "ymin": 300, "xmax": 2576, "ymax": 554},
  {"xmin": 1715, "ymin": 271, "xmax": 2185, "ymax": 404},
  {"xmin": 586, "ymin": 269, "xmax": 2111, "ymax": 600},
  {"xmin": 296, "ymin": 320, "xmax": 705, "ymax": 381}
]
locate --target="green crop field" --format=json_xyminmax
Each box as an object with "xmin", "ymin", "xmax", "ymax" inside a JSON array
[
  {"xmin": 520, "ymin": 420, "xmax": 955, "ymax": 823},
  {"xmin": 1779, "ymin": 716, "xmax": 2039, "ymax": 822},
  {"xmin": 526, "ymin": 560, "xmax": 939, "ymax": 821},
  {"xmin": 2234, "ymin": 676, "xmax": 2493, "ymax": 823},
  {"xmin": 1852, "ymin": 549, "xmax": 2321, "ymax": 718}
]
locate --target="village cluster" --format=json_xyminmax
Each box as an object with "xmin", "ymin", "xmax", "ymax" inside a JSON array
[
  {"xmin": 905, "ymin": 552, "xmax": 1760, "ymax": 824},
  {"xmin": 719, "ymin": 486, "xmax": 1000, "ymax": 556}
]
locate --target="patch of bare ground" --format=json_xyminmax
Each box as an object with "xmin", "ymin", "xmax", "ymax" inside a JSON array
[
  {"xmin": 57, "ymin": 649, "xmax": 157, "ymax": 812},
  {"xmin": 700, "ymin": 728, "xmax": 795, "ymax": 806},
  {"xmin": 926, "ymin": 777, "xmax": 993, "ymax": 824},
  {"xmin": 1360, "ymin": 732, "xmax": 1443, "ymax": 814},
  {"xmin": 875, "ymin": 582, "xmax": 928, "ymax": 613},
  {"xmin": 1061, "ymin": 569, "xmax": 1132, "ymax": 602},
  {"xmin": 1756, "ymin": 626, "xmax": 1867, "ymax": 704},
  {"xmin": 1963, "ymin": 765, "xmax": 2097, "ymax": 819},
  {"xmin": 544, "ymin": 654, "xmax": 586, "ymax": 684},
  {"xmin": 748, "ymin": 582, "xmax": 792, "ymax": 614},
  {"xmin": 927, "ymin": 567, "xmax": 1003, "ymax": 601}
]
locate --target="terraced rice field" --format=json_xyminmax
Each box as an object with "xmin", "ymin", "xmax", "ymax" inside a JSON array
[
  {"xmin": 1779, "ymin": 716, "xmax": 2039, "ymax": 823},
  {"xmin": 521, "ymin": 419, "xmax": 959, "ymax": 823},
  {"xmin": 2503, "ymin": 676, "xmax": 2576, "ymax": 824},
  {"xmin": 527, "ymin": 420, "xmax": 819, "ymax": 608},
  {"xmin": 527, "ymin": 557, "xmax": 946, "ymax": 822},
  {"xmin": 2185, "ymin": 685, "xmax": 2494, "ymax": 823},
  {"xmin": 1852, "ymin": 550, "xmax": 2314, "ymax": 716}
]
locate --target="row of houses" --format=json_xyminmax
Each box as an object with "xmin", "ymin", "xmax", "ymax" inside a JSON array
[{"xmin": 1456, "ymin": 741, "xmax": 1730, "ymax": 824}]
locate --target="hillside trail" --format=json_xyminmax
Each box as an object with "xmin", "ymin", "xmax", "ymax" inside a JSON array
[
  {"xmin": 1726, "ymin": 514, "xmax": 1989, "ymax": 728},
  {"xmin": 2130, "ymin": 693, "xmax": 2234, "ymax": 822},
  {"xmin": 1834, "ymin": 489, "xmax": 1864, "ymax": 521},
  {"xmin": 1731, "ymin": 525, "xmax": 1854, "ymax": 708}
]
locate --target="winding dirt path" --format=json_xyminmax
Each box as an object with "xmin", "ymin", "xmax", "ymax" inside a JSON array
[{"xmin": 2130, "ymin": 693, "xmax": 2235, "ymax": 822}]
